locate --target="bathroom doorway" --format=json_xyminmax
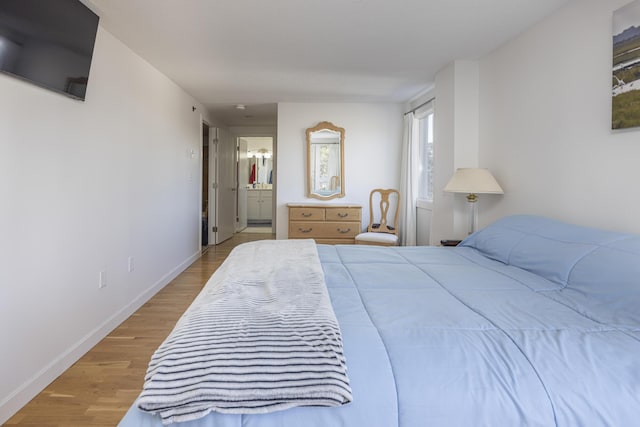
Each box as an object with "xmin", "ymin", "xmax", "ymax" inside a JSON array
[{"xmin": 238, "ymin": 136, "xmax": 273, "ymax": 233}]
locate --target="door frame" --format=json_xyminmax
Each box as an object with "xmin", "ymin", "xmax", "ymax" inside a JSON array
[{"xmin": 233, "ymin": 132, "xmax": 277, "ymax": 233}]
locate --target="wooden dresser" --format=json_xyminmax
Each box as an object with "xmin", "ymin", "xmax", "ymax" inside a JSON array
[{"xmin": 288, "ymin": 204, "xmax": 362, "ymax": 244}]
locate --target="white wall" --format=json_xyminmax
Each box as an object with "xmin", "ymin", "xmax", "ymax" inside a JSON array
[
  {"xmin": 0, "ymin": 26, "xmax": 208, "ymax": 422},
  {"xmin": 430, "ymin": 60, "xmax": 483, "ymax": 243},
  {"xmin": 479, "ymin": 0, "xmax": 640, "ymax": 233},
  {"xmin": 276, "ymin": 103, "xmax": 403, "ymax": 239}
]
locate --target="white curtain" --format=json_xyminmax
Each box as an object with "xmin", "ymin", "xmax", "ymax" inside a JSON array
[{"xmin": 400, "ymin": 112, "xmax": 419, "ymax": 246}]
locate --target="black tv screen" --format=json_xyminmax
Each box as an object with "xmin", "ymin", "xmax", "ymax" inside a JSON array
[{"xmin": 0, "ymin": 0, "xmax": 99, "ymax": 100}]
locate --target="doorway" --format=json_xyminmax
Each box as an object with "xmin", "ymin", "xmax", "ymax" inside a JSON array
[
  {"xmin": 201, "ymin": 122, "xmax": 209, "ymax": 249},
  {"xmin": 238, "ymin": 136, "xmax": 274, "ymax": 233},
  {"xmin": 204, "ymin": 128, "xmax": 274, "ymax": 246}
]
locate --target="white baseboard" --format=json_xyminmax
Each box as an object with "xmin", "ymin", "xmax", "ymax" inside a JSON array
[{"xmin": 0, "ymin": 250, "xmax": 201, "ymax": 424}]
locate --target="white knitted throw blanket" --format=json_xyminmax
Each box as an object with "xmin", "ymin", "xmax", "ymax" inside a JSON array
[{"xmin": 137, "ymin": 239, "xmax": 352, "ymax": 424}]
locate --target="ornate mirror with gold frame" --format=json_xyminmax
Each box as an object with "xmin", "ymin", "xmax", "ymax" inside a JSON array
[{"xmin": 306, "ymin": 121, "xmax": 345, "ymax": 200}]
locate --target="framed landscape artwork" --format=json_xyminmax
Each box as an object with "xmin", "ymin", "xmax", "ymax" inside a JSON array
[{"xmin": 613, "ymin": 0, "xmax": 640, "ymax": 129}]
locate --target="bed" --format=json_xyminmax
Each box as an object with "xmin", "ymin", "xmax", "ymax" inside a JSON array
[{"xmin": 118, "ymin": 214, "xmax": 640, "ymax": 426}]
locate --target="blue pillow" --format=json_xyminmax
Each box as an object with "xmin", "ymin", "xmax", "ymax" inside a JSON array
[
  {"xmin": 461, "ymin": 215, "xmax": 640, "ymax": 327},
  {"xmin": 461, "ymin": 215, "xmax": 628, "ymax": 286}
]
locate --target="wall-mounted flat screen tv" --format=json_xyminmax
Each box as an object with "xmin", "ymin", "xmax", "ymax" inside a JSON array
[{"xmin": 0, "ymin": 0, "xmax": 99, "ymax": 100}]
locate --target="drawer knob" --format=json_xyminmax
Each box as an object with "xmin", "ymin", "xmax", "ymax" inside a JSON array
[
  {"xmin": 298, "ymin": 227, "xmax": 313, "ymax": 233},
  {"xmin": 301, "ymin": 212, "xmax": 312, "ymax": 217},
  {"xmin": 337, "ymin": 228, "xmax": 351, "ymax": 234},
  {"xmin": 338, "ymin": 212, "xmax": 349, "ymax": 218}
]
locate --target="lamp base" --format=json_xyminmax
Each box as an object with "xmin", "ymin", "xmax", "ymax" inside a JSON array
[{"xmin": 466, "ymin": 193, "xmax": 478, "ymax": 235}]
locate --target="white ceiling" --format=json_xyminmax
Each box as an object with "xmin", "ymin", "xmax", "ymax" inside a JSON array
[{"xmin": 84, "ymin": 0, "xmax": 571, "ymax": 126}]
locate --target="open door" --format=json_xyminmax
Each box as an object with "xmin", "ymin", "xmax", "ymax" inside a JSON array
[
  {"xmin": 211, "ymin": 127, "xmax": 235, "ymax": 244},
  {"xmin": 208, "ymin": 128, "xmax": 216, "ymax": 246},
  {"xmin": 237, "ymin": 137, "xmax": 248, "ymax": 231}
]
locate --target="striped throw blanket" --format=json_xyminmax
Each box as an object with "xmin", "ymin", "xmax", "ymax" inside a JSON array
[{"xmin": 137, "ymin": 239, "xmax": 352, "ymax": 424}]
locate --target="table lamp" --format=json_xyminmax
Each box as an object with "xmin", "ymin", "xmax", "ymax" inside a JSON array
[{"xmin": 444, "ymin": 168, "xmax": 504, "ymax": 235}]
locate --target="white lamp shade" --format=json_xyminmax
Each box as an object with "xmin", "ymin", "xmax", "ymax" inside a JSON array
[{"xmin": 444, "ymin": 168, "xmax": 504, "ymax": 195}]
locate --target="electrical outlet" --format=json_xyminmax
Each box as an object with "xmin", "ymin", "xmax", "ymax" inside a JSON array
[
  {"xmin": 99, "ymin": 271, "xmax": 107, "ymax": 288},
  {"xmin": 128, "ymin": 257, "xmax": 135, "ymax": 272}
]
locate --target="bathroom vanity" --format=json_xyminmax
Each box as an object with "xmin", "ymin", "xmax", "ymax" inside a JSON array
[{"xmin": 247, "ymin": 188, "xmax": 272, "ymax": 223}]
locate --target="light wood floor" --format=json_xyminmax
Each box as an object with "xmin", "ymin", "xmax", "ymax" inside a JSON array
[{"xmin": 5, "ymin": 232, "xmax": 275, "ymax": 427}]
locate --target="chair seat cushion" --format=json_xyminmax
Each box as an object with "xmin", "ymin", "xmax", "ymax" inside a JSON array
[{"xmin": 355, "ymin": 232, "xmax": 399, "ymax": 244}]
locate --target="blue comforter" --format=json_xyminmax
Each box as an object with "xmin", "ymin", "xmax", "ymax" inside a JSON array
[{"xmin": 119, "ymin": 215, "xmax": 640, "ymax": 426}]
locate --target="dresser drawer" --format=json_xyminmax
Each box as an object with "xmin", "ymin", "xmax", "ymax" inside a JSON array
[
  {"xmin": 288, "ymin": 204, "xmax": 361, "ymax": 244},
  {"xmin": 325, "ymin": 207, "xmax": 361, "ymax": 222},
  {"xmin": 289, "ymin": 207, "xmax": 325, "ymax": 221},
  {"xmin": 289, "ymin": 221, "xmax": 359, "ymax": 239}
]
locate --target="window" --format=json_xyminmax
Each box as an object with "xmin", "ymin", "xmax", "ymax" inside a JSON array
[{"xmin": 417, "ymin": 110, "xmax": 434, "ymax": 202}]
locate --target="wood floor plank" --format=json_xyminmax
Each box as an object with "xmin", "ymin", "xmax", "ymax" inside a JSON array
[{"xmin": 5, "ymin": 232, "xmax": 274, "ymax": 426}]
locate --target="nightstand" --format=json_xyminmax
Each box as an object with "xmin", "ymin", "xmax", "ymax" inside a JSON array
[{"xmin": 440, "ymin": 240, "xmax": 462, "ymax": 247}]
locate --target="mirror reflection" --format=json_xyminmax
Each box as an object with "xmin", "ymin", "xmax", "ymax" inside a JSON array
[{"xmin": 306, "ymin": 121, "xmax": 345, "ymax": 200}]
